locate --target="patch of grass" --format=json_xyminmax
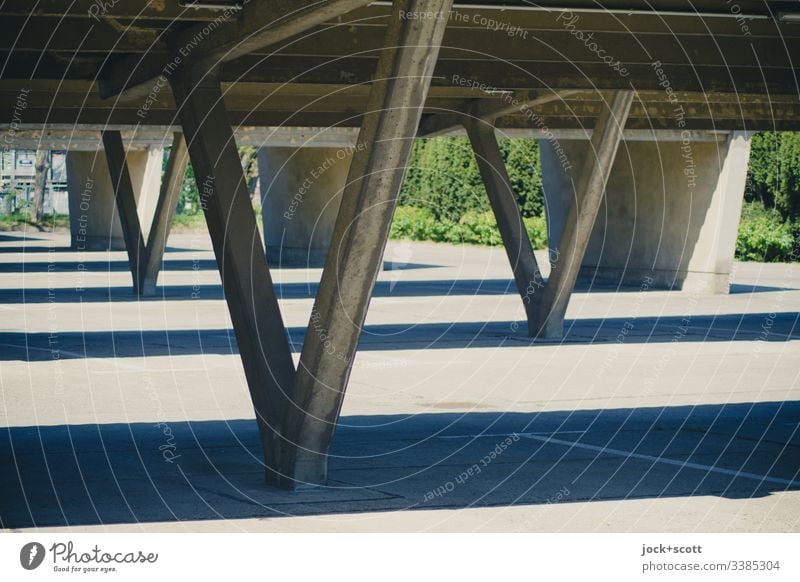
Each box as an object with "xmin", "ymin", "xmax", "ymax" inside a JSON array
[
  {"xmin": 170, "ymin": 206, "xmax": 262, "ymax": 232},
  {"xmin": 170, "ymin": 212, "xmax": 207, "ymax": 232},
  {"xmin": 0, "ymin": 212, "xmax": 70, "ymax": 231}
]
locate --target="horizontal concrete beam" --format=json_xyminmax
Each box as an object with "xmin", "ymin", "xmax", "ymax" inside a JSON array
[
  {"xmin": 100, "ymin": 0, "xmax": 373, "ymax": 99},
  {"xmin": 1, "ymin": 0, "xmax": 234, "ymax": 20},
  {"xmin": 419, "ymin": 90, "xmax": 581, "ymax": 137},
  {"xmin": 1, "ymin": 126, "xmax": 728, "ymax": 150},
  {"xmin": 0, "ymin": 126, "xmax": 362, "ymax": 150}
]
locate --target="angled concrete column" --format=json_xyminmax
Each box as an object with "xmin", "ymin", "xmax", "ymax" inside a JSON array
[
  {"xmin": 67, "ymin": 147, "xmax": 162, "ymax": 251},
  {"xmin": 142, "ymin": 133, "xmax": 189, "ymax": 295},
  {"xmin": 541, "ymin": 131, "xmax": 751, "ymax": 293},
  {"xmin": 465, "ymin": 120, "xmax": 543, "ymax": 335},
  {"xmin": 532, "ymin": 91, "xmax": 634, "ymax": 339},
  {"xmin": 281, "ymin": 0, "xmax": 453, "ymax": 489},
  {"xmin": 102, "ymin": 131, "xmax": 188, "ymax": 295},
  {"xmin": 170, "ymin": 71, "xmax": 295, "ymax": 483},
  {"xmin": 258, "ymin": 147, "xmax": 352, "ymax": 267},
  {"xmin": 103, "ymin": 130, "xmax": 148, "ymax": 293}
]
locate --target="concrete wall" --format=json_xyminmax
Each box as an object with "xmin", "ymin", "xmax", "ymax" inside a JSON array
[
  {"xmin": 259, "ymin": 147, "xmax": 352, "ymax": 267},
  {"xmin": 67, "ymin": 148, "xmax": 163, "ymax": 251},
  {"xmin": 540, "ymin": 132, "xmax": 751, "ymax": 292}
]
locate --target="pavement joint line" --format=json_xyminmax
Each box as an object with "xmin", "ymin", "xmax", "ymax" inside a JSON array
[
  {"xmin": 0, "ymin": 342, "xmax": 149, "ymax": 371},
  {"xmin": 90, "ymin": 368, "xmax": 211, "ymax": 374},
  {"xmin": 523, "ymin": 434, "xmax": 800, "ymax": 488},
  {"xmin": 437, "ymin": 431, "xmax": 587, "ymax": 439}
]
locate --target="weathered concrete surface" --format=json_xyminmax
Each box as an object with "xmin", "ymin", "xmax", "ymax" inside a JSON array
[
  {"xmin": 67, "ymin": 148, "xmax": 163, "ymax": 251},
  {"xmin": 466, "ymin": 120, "xmax": 543, "ymax": 334},
  {"xmin": 259, "ymin": 147, "xmax": 351, "ymax": 268},
  {"xmin": 283, "ymin": 0, "xmax": 453, "ymax": 488},
  {"xmin": 541, "ymin": 132, "xmax": 751, "ymax": 293},
  {"xmin": 532, "ymin": 91, "xmax": 633, "ymax": 339},
  {"xmin": 0, "ymin": 231, "xmax": 798, "ymax": 532}
]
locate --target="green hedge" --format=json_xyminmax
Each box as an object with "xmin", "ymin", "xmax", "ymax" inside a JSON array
[
  {"xmin": 390, "ymin": 137, "xmax": 548, "ymax": 248},
  {"xmin": 735, "ymin": 203, "xmax": 798, "ymax": 262},
  {"xmin": 390, "ymin": 205, "xmax": 548, "ymax": 249},
  {"xmin": 738, "ymin": 132, "xmax": 800, "ymax": 262},
  {"xmin": 395, "ymin": 134, "xmax": 800, "ymax": 261},
  {"xmin": 399, "ymin": 137, "xmax": 543, "ymax": 221},
  {"xmin": 746, "ymin": 132, "xmax": 800, "ymax": 221}
]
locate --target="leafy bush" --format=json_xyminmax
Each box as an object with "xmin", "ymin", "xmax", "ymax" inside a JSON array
[
  {"xmin": 399, "ymin": 137, "xmax": 544, "ymax": 221},
  {"xmin": 746, "ymin": 132, "xmax": 800, "ymax": 221},
  {"xmin": 523, "ymin": 215, "xmax": 548, "ymax": 250},
  {"xmin": 390, "ymin": 206, "xmax": 443, "ymax": 241},
  {"xmin": 391, "ymin": 136, "xmax": 548, "ymax": 248},
  {"xmin": 390, "ymin": 205, "xmax": 549, "ymax": 249},
  {"xmin": 735, "ymin": 203, "xmax": 796, "ymax": 262},
  {"xmin": 0, "ymin": 212, "xmax": 69, "ymax": 231},
  {"xmin": 500, "ymin": 139, "xmax": 544, "ymax": 217},
  {"xmin": 179, "ymin": 161, "xmax": 201, "ymax": 214},
  {"xmin": 447, "ymin": 210, "xmax": 504, "ymax": 245}
]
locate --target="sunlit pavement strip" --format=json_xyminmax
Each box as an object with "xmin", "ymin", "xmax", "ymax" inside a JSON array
[{"xmin": 1, "ymin": 231, "xmax": 799, "ymax": 532}]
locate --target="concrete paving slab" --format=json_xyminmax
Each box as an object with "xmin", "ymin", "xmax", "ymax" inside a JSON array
[{"xmin": 0, "ymin": 231, "xmax": 798, "ymax": 532}]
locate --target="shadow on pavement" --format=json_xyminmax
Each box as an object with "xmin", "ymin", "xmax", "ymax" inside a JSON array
[{"xmin": 2, "ymin": 401, "xmax": 798, "ymax": 528}]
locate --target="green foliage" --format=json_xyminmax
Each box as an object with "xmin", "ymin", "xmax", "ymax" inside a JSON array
[
  {"xmin": 746, "ymin": 132, "xmax": 800, "ymax": 221},
  {"xmin": 179, "ymin": 161, "xmax": 201, "ymax": 214},
  {"xmin": 735, "ymin": 203, "xmax": 797, "ymax": 262},
  {"xmin": 499, "ymin": 138, "xmax": 544, "ymax": 217},
  {"xmin": 739, "ymin": 132, "xmax": 800, "ymax": 262},
  {"xmin": 0, "ymin": 212, "xmax": 69, "ymax": 231},
  {"xmin": 391, "ymin": 136, "xmax": 547, "ymax": 247},
  {"xmin": 170, "ymin": 212, "xmax": 206, "ymax": 231},
  {"xmin": 399, "ymin": 137, "xmax": 544, "ymax": 221},
  {"xmin": 449, "ymin": 210, "xmax": 504, "ymax": 246},
  {"xmin": 399, "ymin": 138, "xmax": 487, "ymax": 222},
  {"xmin": 390, "ymin": 206, "xmax": 444, "ymax": 241},
  {"xmin": 177, "ymin": 146, "xmax": 260, "ymax": 215},
  {"xmin": 523, "ymin": 215, "xmax": 548, "ymax": 249},
  {"xmin": 390, "ymin": 205, "xmax": 549, "ymax": 249}
]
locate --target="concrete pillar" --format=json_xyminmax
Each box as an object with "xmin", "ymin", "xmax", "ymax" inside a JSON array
[
  {"xmin": 466, "ymin": 119, "xmax": 544, "ymax": 334},
  {"xmin": 258, "ymin": 146, "xmax": 352, "ymax": 267},
  {"xmin": 170, "ymin": 72, "xmax": 296, "ymax": 485},
  {"xmin": 67, "ymin": 147, "xmax": 163, "ymax": 251},
  {"xmin": 282, "ymin": 0, "xmax": 452, "ymax": 488},
  {"xmin": 540, "ymin": 131, "xmax": 751, "ymax": 293}
]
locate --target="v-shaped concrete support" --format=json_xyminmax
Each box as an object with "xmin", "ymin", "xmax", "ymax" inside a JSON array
[
  {"xmin": 465, "ymin": 120, "xmax": 545, "ymax": 335},
  {"xmin": 169, "ymin": 0, "xmax": 452, "ymax": 490},
  {"xmin": 102, "ymin": 131, "xmax": 189, "ymax": 295},
  {"xmin": 280, "ymin": 0, "xmax": 453, "ymax": 488},
  {"xmin": 462, "ymin": 93, "xmax": 633, "ymax": 339},
  {"xmin": 531, "ymin": 91, "xmax": 635, "ymax": 338},
  {"xmin": 168, "ymin": 71, "xmax": 296, "ymax": 477}
]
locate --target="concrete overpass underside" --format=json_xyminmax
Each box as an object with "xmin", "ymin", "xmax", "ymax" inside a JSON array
[{"xmin": 1, "ymin": 0, "xmax": 798, "ymax": 491}]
